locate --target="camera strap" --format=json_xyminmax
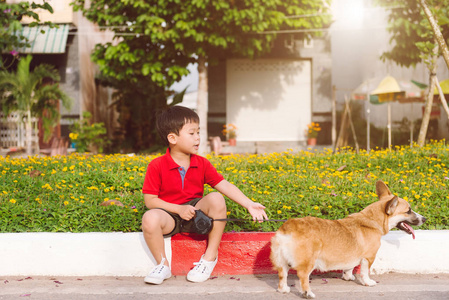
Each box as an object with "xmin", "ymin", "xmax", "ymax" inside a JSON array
[
  {"xmin": 213, "ymin": 218, "xmax": 287, "ymax": 222},
  {"xmin": 182, "ymin": 210, "xmax": 287, "ymax": 236}
]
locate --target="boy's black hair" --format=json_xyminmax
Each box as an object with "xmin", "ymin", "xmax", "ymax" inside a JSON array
[{"xmin": 156, "ymin": 106, "xmax": 199, "ymax": 146}]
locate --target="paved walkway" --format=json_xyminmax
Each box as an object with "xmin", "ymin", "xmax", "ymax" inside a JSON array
[{"xmin": 1, "ymin": 273, "xmax": 449, "ymax": 300}]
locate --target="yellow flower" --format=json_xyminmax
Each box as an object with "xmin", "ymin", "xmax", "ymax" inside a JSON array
[
  {"xmin": 314, "ymin": 206, "xmax": 319, "ymax": 210},
  {"xmin": 9, "ymin": 199, "xmax": 16, "ymax": 204},
  {"xmin": 222, "ymin": 124, "xmax": 237, "ymax": 139},
  {"xmin": 305, "ymin": 122, "xmax": 321, "ymax": 138},
  {"xmin": 69, "ymin": 133, "xmax": 78, "ymax": 140},
  {"xmin": 64, "ymin": 201, "xmax": 69, "ymax": 206}
]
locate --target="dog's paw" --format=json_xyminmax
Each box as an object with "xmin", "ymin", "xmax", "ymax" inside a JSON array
[
  {"xmin": 277, "ymin": 285, "xmax": 290, "ymax": 294},
  {"xmin": 300, "ymin": 291, "xmax": 316, "ymax": 299},
  {"xmin": 362, "ymin": 278, "xmax": 377, "ymax": 287},
  {"xmin": 342, "ymin": 273, "xmax": 355, "ymax": 281}
]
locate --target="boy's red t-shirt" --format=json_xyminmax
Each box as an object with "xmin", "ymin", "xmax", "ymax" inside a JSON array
[{"xmin": 142, "ymin": 148, "xmax": 224, "ymax": 205}]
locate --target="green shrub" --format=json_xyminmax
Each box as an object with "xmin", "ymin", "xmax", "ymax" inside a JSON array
[
  {"xmin": 0, "ymin": 141, "xmax": 447, "ymax": 232},
  {"xmin": 70, "ymin": 111, "xmax": 108, "ymax": 153}
]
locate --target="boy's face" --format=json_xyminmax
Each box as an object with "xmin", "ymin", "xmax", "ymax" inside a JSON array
[{"xmin": 168, "ymin": 121, "xmax": 200, "ymax": 154}]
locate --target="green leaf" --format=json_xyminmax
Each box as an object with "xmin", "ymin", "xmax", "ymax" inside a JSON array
[
  {"xmin": 142, "ymin": 64, "xmax": 151, "ymax": 76},
  {"xmin": 171, "ymin": 86, "xmax": 189, "ymax": 106}
]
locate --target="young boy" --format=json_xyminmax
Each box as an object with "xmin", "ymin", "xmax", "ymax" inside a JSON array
[{"xmin": 142, "ymin": 105, "xmax": 268, "ymax": 284}]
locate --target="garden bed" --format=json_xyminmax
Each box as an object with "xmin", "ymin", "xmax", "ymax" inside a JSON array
[{"xmin": 0, "ymin": 142, "xmax": 448, "ymax": 233}]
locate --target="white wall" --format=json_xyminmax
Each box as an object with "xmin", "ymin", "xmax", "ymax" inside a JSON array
[{"xmin": 226, "ymin": 59, "xmax": 312, "ymax": 142}]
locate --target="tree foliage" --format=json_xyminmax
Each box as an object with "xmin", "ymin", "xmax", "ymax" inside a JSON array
[
  {"xmin": 376, "ymin": 0, "xmax": 449, "ymax": 146},
  {"xmin": 0, "ymin": 1, "xmax": 54, "ymax": 69},
  {"xmin": 376, "ymin": 0, "xmax": 449, "ymax": 67},
  {"xmin": 0, "ymin": 55, "xmax": 72, "ymax": 154},
  {"xmin": 71, "ymin": 0, "xmax": 332, "ymax": 152},
  {"xmin": 73, "ymin": 0, "xmax": 331, "ymax": 85}
]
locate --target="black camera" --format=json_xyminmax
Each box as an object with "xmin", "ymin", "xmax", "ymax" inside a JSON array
[{"xmin": 181, "ymin": 209, "xmax": 213, "ymax": 235}]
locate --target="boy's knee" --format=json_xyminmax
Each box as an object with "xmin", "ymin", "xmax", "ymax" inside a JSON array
[
  {"xmin": 203, "ymin": 192, "xmax": 226, "ymax": 213},
  {"xmin": 209, "ymin": 192, "xmax": 226, "ymax": 205},
  {"xmin": 142, "ymin": 210, "xmax": 162, "ymax": 231}
]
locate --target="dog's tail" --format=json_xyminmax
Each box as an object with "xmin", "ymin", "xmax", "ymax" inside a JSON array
[{"xmin": 270, "ymin": 233, "xmax": 289, "ymax": 272}]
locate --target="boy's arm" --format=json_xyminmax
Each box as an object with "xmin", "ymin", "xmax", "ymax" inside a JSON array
[
  {"xmin": 144, "ymin": 194, "xmax": 196, "ymax": 221},
  {"xmin": 213, "ymin": 180, "xmax": 268, "ymax": 222}
]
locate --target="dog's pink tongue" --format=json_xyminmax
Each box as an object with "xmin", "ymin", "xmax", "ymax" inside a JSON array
[{"xmin": 404, "ymin": 223, "xmax": 416, "ymax": 239}]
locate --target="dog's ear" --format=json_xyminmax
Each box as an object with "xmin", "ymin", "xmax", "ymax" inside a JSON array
[
  {"xmin": 385, "ymin": 196, "xmax": 398, "ymax": 215},
  {"xmin": 376, "ymin": 180, "xmax": 392, "ymax": 199}
]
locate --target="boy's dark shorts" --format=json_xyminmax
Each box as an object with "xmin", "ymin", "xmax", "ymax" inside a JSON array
[{"xmin": 154, "ymin": 198, "xmax": 202, "ymax": 238}]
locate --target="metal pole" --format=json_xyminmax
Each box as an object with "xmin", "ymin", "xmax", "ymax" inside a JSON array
[
  {"xmin": 367, "ymin": 106, "xmax": 370, "ymax": 152},
  {"xmin": 388, "ymin": 102, "xmax": 392, "ymax": 149},
  {"xmin": 366, "ymin": 91, "xmax": 370, "ymax": 152},
  {"xmin": 332, "ymin": 85, "xmax": 337, "ymax": 151}
]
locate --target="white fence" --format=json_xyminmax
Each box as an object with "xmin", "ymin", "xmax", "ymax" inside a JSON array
[{"xmin": 0, "ymin": 113, "xmax": 39, "ymax": 152}]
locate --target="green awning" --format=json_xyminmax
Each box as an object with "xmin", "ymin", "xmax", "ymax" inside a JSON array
[{"xmin": 14, "ymin": 24, "xmax": 70, "ymax": 54}]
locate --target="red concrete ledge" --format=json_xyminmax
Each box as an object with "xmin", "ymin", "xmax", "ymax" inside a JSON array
[
  {"xmin": 171, "ymin": 232, "xmax": 275, "ymax": 275},
  {"xmin": 171, "ymin": 232, "xmax": 361, "ymax": 276}
]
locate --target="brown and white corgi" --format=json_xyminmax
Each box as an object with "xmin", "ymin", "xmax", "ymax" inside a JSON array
[{"xmin": 270, "ymin": 180, "xmax": 426, "ymax": 299}]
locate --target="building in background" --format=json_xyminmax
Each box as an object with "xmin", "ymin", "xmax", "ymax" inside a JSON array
[
  {"xmin": 331, "ymin": 0, "xmax": 449, "ymax": 143},
  {"xmin": 5, "ymin": 0, "xmax": 448, "ymax": 153},
  {"xmin": 5, "ymin": 0, "xmax": 116, "ymax": 149},
  {"xmin": 207, "ymin": 35, "xmax": 332, "ymax": 153}
]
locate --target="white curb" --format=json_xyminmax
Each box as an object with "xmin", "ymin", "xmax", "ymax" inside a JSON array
[
  {"xmin": 0, "ymin": 230, "xmax": 448, "ymax": 276},
  {"xmin": 0, "ymin": 232, "xmax": 171, "ymax": 276},
  {"xmin": 372, "ymin": 230, "xmax": 449, "ymax": 274}
]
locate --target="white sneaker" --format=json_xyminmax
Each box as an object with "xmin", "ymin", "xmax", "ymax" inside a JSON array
[
  {"xmin": 186, "ymin": 255, "xmax": 218, "ymax": 283},
  {"xmin": 144, "ymin": 258, "xmax": 171, "ymax": 285}
]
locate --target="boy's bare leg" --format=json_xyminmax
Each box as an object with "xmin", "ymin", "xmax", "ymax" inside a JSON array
[
  {"xmin": 141, "ymin": 209, "xmax": 175, "ymax": 266},
  {"xmin": 195, "ymin": 192, "xmax": 227, "ymax": 261}
]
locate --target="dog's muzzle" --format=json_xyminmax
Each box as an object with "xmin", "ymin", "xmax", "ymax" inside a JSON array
[{"xmin": 396, "ymin": 213, "xmax": 426, "ymax": 239}]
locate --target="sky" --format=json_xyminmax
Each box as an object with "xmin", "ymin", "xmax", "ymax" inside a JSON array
[{"xmin": 170, "ymin": 63, "xmax": 199, "ymax": 93}]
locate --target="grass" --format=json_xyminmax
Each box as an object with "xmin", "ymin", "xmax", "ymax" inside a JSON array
[{"xmin": 0, "ymin": 141, "xmax": 448, "ymax": 233}]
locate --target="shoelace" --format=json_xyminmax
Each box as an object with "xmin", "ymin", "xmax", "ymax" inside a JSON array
[
  {"xmin": 192, "ymin": 259, "xmax": 213, "ymax": 273},
  {"xmin": 151, "ymin": 258, "xmax": 167, "ymax": 275},
  {"xmin": 192, "ymin": 261, "xmax": 207, "ymax": 273}
]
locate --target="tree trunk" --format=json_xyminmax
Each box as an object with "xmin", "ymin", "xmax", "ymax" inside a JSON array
[
  {"xmin": 197, "ymin": 55, "xmax": 208, "ymax": 155},
  {"xmin": 419, "ymin": 0, "xmax": 449, "ymax": 71},
  {"xmin": 417, "ymin": 47, "xmax": 438, "ymax": 146},
  {"xmin": 25, "ymin": 110, "xmax": 33, "ymax": 156},
  {"xmin": 435, "ymin": 75, "xmax": 449, "ymax": 118}
]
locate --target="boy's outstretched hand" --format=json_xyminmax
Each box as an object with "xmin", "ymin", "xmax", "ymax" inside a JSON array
[
  {"xmin": 214, "ymin": 180, "xmax": 268, "ymax": 222},
  {"xmin": 247, "ymin": 202, "xmax": 268, "ymax": 223}
]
